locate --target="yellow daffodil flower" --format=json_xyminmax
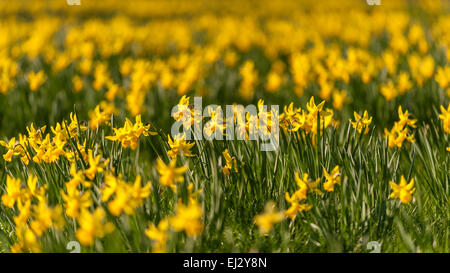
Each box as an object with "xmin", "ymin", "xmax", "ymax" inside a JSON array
[
  {"xmin": 389, "ymin": 175, "xmax": 415, "ymax": 204},
  {"xmin": 350, "ymin": 110, "xmax": 372, "ymax": 134},
  {"xmin": 323, "ymin": 166, "xmax": 341, "ymax": 192},
  {"xmin": 156, "ymin": 158, "xmax": 187, "ymax": 187},
  {"xmin": 167, "ymin": 134, "xmax": 195, "ymax": 158}
]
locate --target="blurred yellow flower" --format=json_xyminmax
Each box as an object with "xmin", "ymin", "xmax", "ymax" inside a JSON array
[
  {"xmin": 0, "ymin": 137, "xmax": 17, "ymax": 162},
  {"xmin": 397, "ymin": 72, "xmax": 413, "ymax": 94},
  {"xmin": 72, "ymin": 75, "xmax": 83, "ymax": 92},
  {"xmin": 332, "ymin": 89, "xmax": 347, "ymax": 110},
  {"xmin": 284, "ymin": 192, "xmax": 312, "ymax": 220},
  {"xmin": 239, "ymin": 60, "xmax": 258, "ymax": 100},
  {"xmin": 323, "ymin": 166, "xmax": 341, "ymax": 192},
  {"xmin": 30, "ymin": 200, "xmax": 65, "ymax": 236},
  {"xmin": 61, "ymin": 187, "xmax": 92, "ymax": 218},
  {"xmin": 85, "ymin": 150, "xmax": 110, "ymax": 180},
  {"xmin": 380, "ymin": 81, "xmax": 397, "ymax": 101},
  {"xmin": 1, "ymin": 175, "xmax": 23, "ymax": 208},
  {"xmin": 76, "ymin": 208, "xmax": 115, "ymax": 246},
  {"xmin": 254, "ymin": 201, "xmax": 284, "ymax": 235},
  {"xmin": 169, "ymin": 200, "xmax": 203, "ymax": 236},
  {"xmin": 106, "ymin": 175, "xmax": 151, "ymax": 216},
  {"xmin": 27, "ymin": 70, "xmax": 46, "ymax": 92},
  {"xmin": 10, "ymin": 227, "xmax": 41, "ymax": 253},
  {"xmin": 145, "ymin": 219, "xmax": 169, "ymax": 253},
  {"xmin": 156, "ymin": 158, "xmax": 187, "ymax": 187},
  {"xmin": 438, "ymin": 104, "xmax": 450, "ymax": 133},
  {"xmin": 389, "ymin": 175, "xmax": 415, "ymax": 204},
  {"xmin": 265, "ymin": 71, "xmax": 282, "ymax": 92},
  {"xmin": 435, "ymin": 66, "xmax": 450, "ymax": 89}
]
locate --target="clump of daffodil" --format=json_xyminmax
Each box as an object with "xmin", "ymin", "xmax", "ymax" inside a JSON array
[
  {"xmin": 167, "ymin": 133, "xmax": 195, "ymax": 158},
  {"xmin": 120, "ymin": 58, "xmax": 134, "ymax": 77},
  {"xmin": 27, "ymin": 70, "xmax": 46, "ymax": 92},
  {"xmin": 350, "ymin": 110, "xmax": 372, "ymax": 134},
  {"xmin": 64, "ymin": 140, "xmax": 90, "ymax": 163},
  {"xmin": 169, "ymin": 199, "xmax": 203, "ymax": 237},
  {"xmin": 0, "ymin": 56, "xmax": 17, "ymax": 95},
  {"xmin": 279, "ymin": 97, "xmax": 334, "ymax": 145},
  {"xmin": 22, "ymin": 113, "xmax": 88, "ymax": 164},
  {"xmin": 6, "ymin": 175, "xmax": 64, "ymax": 253},
  {"xmin": 76, "ymin": 208, "xmax": 115, "ymax": 246},
  {"xmin": 323, "ymin": 165, "xmax": 341, "ymax": 192},
  {"xmin": 2, "ymin": 175, "xmax": 46, "ymax": 208},
  {"xmin": 26, "ymin": 123, "xmax": 46, "ymax": 145},
  {"xmin": 29, "ymin": 199, "xmax": 65, "ymax": 236},
  {"xmin": 230, "ymin": 100, "xmax": 278, "ymax": 140},
  {"xmin": 254, "ymin": 201, "xmax": 284, "ymax": 235},
  {"xmin": 106, "ymin": 114, "xmax": 157, "ymax": 150},
  {"xmin": 0, "ymin": 123, "xmax": 46, "ymax": 164},
  {"xmin": 50, "ymin": 112, "xmax": 87, "ymax": 141},
  {"xmin": 1, "ymin": 175, "xmax": 23, "ymax": 208},
  {"xmin": 0, "ymin": 123, "xmax": 45, "ymax": 164},
  {"xmin": 255, "ymin": 99, "xmax": 279, "ymax": 136},
  {"xmin": 10, "ymin": 226, "xmax": 41, "ymax": 253},
  {"xmin": 31, "ymin": 134, "xmax": 64, "ymax": 164},
  {"xmin": 389, "ymin": 175, "xmax": 415, "ymax": 204},
  {"xmin": 384, "ymin": 106, "xmax": 417, "ymax": 148}
]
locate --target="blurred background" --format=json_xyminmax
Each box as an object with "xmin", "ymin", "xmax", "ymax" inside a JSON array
[{"xmin": 0, "ymin": 0, "xmax": 449, "ymax": 137}]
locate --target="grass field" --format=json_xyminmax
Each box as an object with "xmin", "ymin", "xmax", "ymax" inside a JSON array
[{"xmin": 0, "ymin": 0, "xmax": 449, "ymax": 253}]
